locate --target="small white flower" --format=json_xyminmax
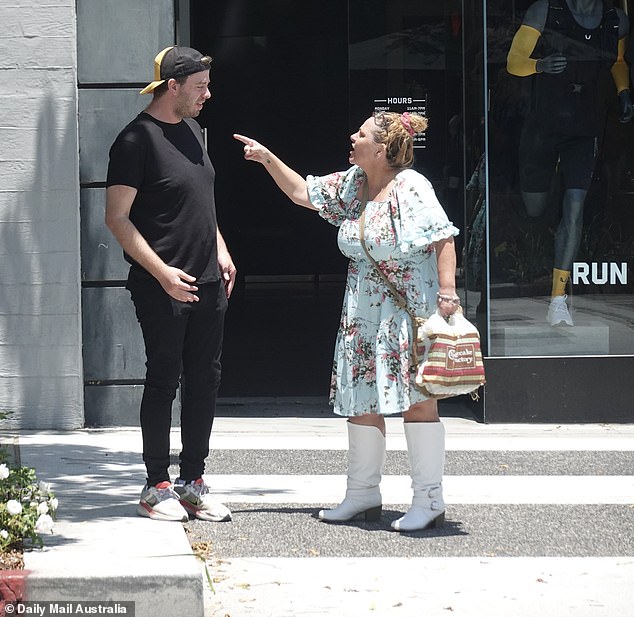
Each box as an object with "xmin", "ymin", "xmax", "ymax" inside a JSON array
[
  {"xmin": 38, "ymin": 481, "xmax": 51, "ymax": 493},
  {"xmin": 0, "ymin": 464, "xmax": 9, "ymax": 480},
  {"xmin": 30, "ymin": 501, "xmax": 38, "ymax": 509},
  {"xmin": 6, "ymin": 500, "xmax": 22, "ymax": 516},
  {"xmin": 0, "ymin": 529, "xmax": 8, "ymax": 540},
  {"xmin": 37, "ymin": 502, "xmax": 49, "ymax": 515},
  {"xmin": 49, "ymin": 497, "xmax": 59, "ymax": 511},
  {"xmin": 35, "ymin": 513, "xmax": 54, "ymax": 534}
]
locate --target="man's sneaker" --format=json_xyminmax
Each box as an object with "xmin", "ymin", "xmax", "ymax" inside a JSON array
[
  {"xmin": 174, "ymin": 478, "xmax": 232, "ymax": 522},
  {"xmin": 547, "ymin": 294, "xmax": 573, "ymax": 327},
  {"xmin": 137, "ymin": 481, "xmax": 188, "ymax": 522}
]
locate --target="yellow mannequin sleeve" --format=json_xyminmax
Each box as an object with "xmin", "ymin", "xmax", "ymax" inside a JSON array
[
  {"xmin": 611, "ymin": 38, "xmax": 630, "ymax": 93},
  {"xmin": 507, "ymin": 25, "xmax": 541, "ymax": 77}
]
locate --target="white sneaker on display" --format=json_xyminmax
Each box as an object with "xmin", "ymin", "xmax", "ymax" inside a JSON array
[{"xmin": 547, "ymin": 294, "xmax": 573, "ymax": 327}]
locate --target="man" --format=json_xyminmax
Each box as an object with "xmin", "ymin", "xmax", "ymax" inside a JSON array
[
  {"xmin": 507, "ymin": 0, "xmax": 632, "ymax": 326},
  {"xmin": 106, "ymin": 46, "xmax": 236, "ymax": 522}
]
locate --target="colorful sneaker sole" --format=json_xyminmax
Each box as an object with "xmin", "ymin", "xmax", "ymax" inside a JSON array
[
  {"xmin": 179, "ymin": 499, "xmax": 231, "ymax": 522},
  {"xmin": 136, "ymin": 501, "xmax": 188, "ymax": 522}
]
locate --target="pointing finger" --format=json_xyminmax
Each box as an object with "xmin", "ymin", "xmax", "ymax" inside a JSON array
[{"xmin": 233, "ymin": 134, "xmax": 252, "ymax": 145}]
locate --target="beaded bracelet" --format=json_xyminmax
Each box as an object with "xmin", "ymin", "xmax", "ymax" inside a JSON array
[{"xmin": 436, "ymin": 292, "xmax": 461, "ymax": 305}]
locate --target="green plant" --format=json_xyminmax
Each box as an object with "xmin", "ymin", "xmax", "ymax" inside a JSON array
[
  {"xmin": 0, "ymin": 411, "xmax": 57, "ymax": 554},
  {"xmin": 0, "ymin": 464, "xmax": 57, "ymax": 552},
  {"xmin": 506, "ymin": 228, "xmax": 553, "ymax": 283},
  {"xmin": 492, "ymin": 220, "xmax": 554, "ymax": 285}
]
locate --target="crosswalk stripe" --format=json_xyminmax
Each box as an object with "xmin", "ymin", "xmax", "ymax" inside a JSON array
[
  {"xmin": 199, "ymin": 416, "xmax": 634, "ymax": 616},
  {"xmin": 205, "ymin": 474, "xmax": 634, "ymax": 505},
  {"xmin": 208, "ymin": 556, "xmax": 634, "ymax": 617},
  {"xmin": 210, "ymin": 417, "xmax": 634, "ymax": 451}
]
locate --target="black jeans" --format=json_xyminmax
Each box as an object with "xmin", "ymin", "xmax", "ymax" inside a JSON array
[{"xmin": 127, "ymin": 270, "xmax": 227, "ymax": 486}]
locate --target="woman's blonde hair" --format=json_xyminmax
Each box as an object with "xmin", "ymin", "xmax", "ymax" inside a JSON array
[{"xmin": 372, "ymin": 111, "xmax": 428, "ymax": 169}]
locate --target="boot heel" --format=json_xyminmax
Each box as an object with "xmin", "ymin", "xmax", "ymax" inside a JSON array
[
  {"xmin": 427, "ymin": 511, "xmax": 445, "ymax": 529},
  {"xmin": 362, "ymin": 505, "xmax": 382, "ymax": 521}
]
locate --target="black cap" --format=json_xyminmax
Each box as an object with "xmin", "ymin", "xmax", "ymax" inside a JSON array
[{"xmin": 140, "ymin": 46, "xmax": 212, "ymax": 94}]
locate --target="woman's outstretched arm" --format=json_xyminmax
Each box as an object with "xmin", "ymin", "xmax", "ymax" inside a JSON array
[{"xmin": 233, "ymin": 133, "xmax": 317, "ymax": 210}]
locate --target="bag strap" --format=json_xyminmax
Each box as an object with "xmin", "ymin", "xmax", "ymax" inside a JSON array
[
  {"xmin": 358, "ymin": 181, "xmax": 423, "ymax": 364},
  {"xmin": 358, "ymin": 181, "xmax": 415, "ymax": 318}
]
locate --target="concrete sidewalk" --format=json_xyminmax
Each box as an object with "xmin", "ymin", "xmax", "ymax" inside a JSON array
[
  {"xmin": 15, "ymin": 429, "xmax": 204, "ymax": 617},
  {"xmin": 6, "ymin": 412, "xmax": 634, "ymax": 617}
]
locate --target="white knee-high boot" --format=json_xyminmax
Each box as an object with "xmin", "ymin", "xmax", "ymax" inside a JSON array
[
  {"xmin": 318, "ymin": 422, "xmax": 385, "ymax": 522},
  {"xmin": 391, "ymin": 421, "xmax": 445, "ymax": 532}
]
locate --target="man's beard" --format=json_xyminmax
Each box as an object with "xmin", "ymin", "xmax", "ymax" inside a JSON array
[{"xmin": 174, "ymin": 100, "xmax": 201, "ymax": 119}]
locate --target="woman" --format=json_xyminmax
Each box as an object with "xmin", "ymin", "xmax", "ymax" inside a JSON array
[{"xmin": 234, "ymin": 111, "xmax": 459, "ymax": 532}]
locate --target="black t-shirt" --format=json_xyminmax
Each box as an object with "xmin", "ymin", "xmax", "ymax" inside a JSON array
[
  {"xmin": 532, "ymin": 0, "xmax": 619, "ymax": 136},
  {"xmin": 106, "ymin": 112, "xmax": 219, "ymax": 283}
]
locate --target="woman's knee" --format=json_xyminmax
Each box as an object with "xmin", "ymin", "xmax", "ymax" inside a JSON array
[
  {"xmin": 348, "ymin": 414, "xmax": 386, "ymax": 434},
  {"xmin": 403, "ymin": 399, "xmax": 439, "ymax": 422}
]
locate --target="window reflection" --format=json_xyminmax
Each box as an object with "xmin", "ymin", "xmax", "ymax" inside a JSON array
[
  {"xmin": 487, "ymin": 0, "xmax": 634, "ymax": 356},
  {"xmin": 348, "ymin": 0, "xmax": 466, "ymax": 246}
]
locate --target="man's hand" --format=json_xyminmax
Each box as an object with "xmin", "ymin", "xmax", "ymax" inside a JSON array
[
  {"xmin": 218, "ymin": 255, "xmax": 236, "ymax": 298},
  {"xmin": 157, "ymin": 266, "xmax": 199, "ymax": 302},
  {"xmin": 217, "ymin": 229, "xmax": 237, "ymax": 298}
]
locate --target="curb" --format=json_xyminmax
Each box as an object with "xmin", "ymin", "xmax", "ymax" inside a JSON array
[{"xmin": 23, "ymin": 521, "xmax": 205, "ymax": 617}]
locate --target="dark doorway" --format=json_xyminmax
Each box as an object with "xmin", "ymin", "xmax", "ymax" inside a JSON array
[
  {"xmin": 189, "ymin": 1, "xmax": 474, "ymax": 403},
  {"xmin": 190, "ymin": 1, "xmax": 350, "ymax": 396}
]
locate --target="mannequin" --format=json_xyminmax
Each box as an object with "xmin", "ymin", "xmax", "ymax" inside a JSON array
[{"xmin": 507, "ymin": 0, "xmax": 632, "ymax": 326}]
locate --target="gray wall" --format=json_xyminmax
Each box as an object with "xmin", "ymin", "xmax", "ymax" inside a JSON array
[
  {"xmin": 0, "ymin": 1, "xmax": 83, "ymax": 429},
  {"xmin": 0, "ymin": 0, "xmax": 178, "ymax": 429},
  {"xmin": 77, "ymin": 0, "xmax": 176, "ymax": 426}
]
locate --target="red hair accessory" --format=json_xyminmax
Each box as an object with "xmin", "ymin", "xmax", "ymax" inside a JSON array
[{"xmin": 400, "ymin": 112, "xmax": 414, "ymax": 137}]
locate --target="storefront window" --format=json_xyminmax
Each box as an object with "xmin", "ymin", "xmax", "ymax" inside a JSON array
[
  {"xmin": 485, "ymin": 0, "xmax": 634, "ymax": 357},
  {"xmin": 348, "ymin": 0, "xmax": 468, "ymax": 245}
]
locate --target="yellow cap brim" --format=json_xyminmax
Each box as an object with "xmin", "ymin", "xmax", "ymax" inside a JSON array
[
  {"xmin": 140, "ymin": 47, "xmax": 174, "ymax": 94},
  {"xmin": 139, "ymin": 79, "xmax": 166, "ymax": 95}
]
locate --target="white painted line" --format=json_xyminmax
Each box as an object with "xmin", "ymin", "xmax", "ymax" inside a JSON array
[
  {"xmin": 14, "ymin": 421, "xmax": 634, "ymax": 452},
  {"xmin": 204, "ymin": 474, "xmax": 634, "ymax": 505},
  {"xmin": 209, "ymin": 434, "xmax": 634, "ymax": 451},
  {"xmin": 209, "ymin": 556, "xmax": 634, "ymax": 617},
  {"xmin": 209, "ymin": 417, "xmax": 634, "ymax": 451}
]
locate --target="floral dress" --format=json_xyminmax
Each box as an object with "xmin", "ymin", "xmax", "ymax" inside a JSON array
[{"xmin": 307, "ymin": 165, "xmax": 459, "ymax": 416}]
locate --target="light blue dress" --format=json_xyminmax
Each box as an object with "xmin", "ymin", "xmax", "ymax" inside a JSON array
[{"xmin": 307, "ymin": 165, "xmax": 459, "ymax": 416}]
